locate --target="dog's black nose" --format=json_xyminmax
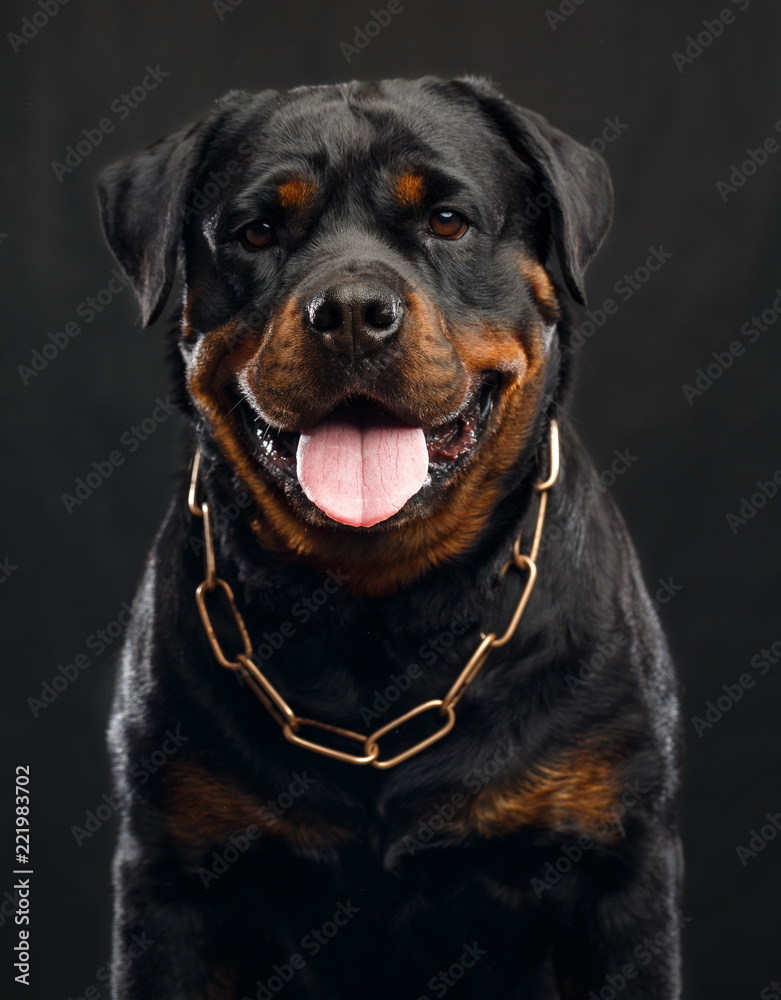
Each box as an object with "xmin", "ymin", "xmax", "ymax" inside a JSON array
[{"xmin": 305, "ymin": 281, "xmax": 403, "ymax": 359}]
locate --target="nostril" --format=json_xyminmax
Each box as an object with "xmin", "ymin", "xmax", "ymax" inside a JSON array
[
  {"xmin": 310, "ymin": 299, "xmax": 341, "ymax": 331},
  {"xmin": 365, "ymin": 299, "xmax": 398, "ymax": 329}
]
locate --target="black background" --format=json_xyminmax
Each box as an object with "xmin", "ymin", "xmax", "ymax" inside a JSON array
[{"xmin": 1, "ymin": 1, "xmax": 780, "ymax": 998}]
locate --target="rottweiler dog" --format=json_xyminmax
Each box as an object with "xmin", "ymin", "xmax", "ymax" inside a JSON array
[{"xmin": 98, "ymin": 76, "xmax": 683, "ymax": 1000}]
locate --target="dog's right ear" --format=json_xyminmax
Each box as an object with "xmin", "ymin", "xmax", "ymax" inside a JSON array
[
  {"xmin": 451, "ymin": 76, "xmax": 614, "ymax": 307},
  {"xmin": 97, "ymin": 91, "xmax": 251, "ymax": 327},
  {"xmin": 97, "ymin": 122, "xmax": 210, "ymax": 327}
]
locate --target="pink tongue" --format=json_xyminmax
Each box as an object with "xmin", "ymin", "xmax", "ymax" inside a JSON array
[{"xmin": 296, "ymin": 417, "xmax": 429, "ymax": 527}]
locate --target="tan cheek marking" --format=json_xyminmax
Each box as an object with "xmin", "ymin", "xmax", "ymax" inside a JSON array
[
  {"xmin": 277, "ymin": 177, "xmax": 317, "ymax": 211},
  {"xmin": 393, "ymin": 172, "xmax": 426, "ymax": 209},
  {"xmin": 447, "ymin": 749, "xmax": 626, "ymax": 843},
  {"xmin": 519, "ymin": 258, "xmax": 560, "ymax": 324},
  {"xmin": 186, "ymin": 320, "xmax": 252, "ymax": 423},
  {"xmin": 164, "ymin": 761, "xmax": 353, "ymax": 855},
  {"xmin": 178, "ymin": 296, "xmax": 551, "ymax": 597},
  {"xmin": 451, "ymin": 321, "xmax": 549, "ymax": 452},
  {"xmin": 453, "ymin": 327, "xmax": 529, "ymax": 379}
]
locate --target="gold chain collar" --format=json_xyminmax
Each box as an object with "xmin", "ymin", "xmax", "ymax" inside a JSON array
[{"xmin": 189, "ymin": 420, "xmax": 559, "ymax": 770}]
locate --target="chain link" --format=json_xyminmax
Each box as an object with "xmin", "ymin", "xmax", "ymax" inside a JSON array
[{"xmin": 189, "ymin": 420, "xmax": 559, "ymax": 769}]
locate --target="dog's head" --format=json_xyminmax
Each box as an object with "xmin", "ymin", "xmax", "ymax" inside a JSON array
[{"xmin": 98, "ymin": 77, "xmax": 612, "ymax": 593}]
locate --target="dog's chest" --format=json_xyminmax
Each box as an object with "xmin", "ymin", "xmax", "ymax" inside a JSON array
[{"xmin": 162, "ymin": 735, "xmax": 629, "ymax": 878}]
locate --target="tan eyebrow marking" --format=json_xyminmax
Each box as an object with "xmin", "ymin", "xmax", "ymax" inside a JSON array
[
  {"xmin": 393, "ymin": 171, "xmax": 426, "ymax": 209},
  {"xmin": 276, "ymin": 177, "xmax": 318, "ymax": 211}
]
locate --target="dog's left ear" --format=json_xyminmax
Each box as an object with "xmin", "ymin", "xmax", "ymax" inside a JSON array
[
  {"xmin": 451, "ymin": 77, "xmax": 614, "ymax": 306},
  {"xmin": 97, "ymin": 91, "xmax": 251, "ymax": 327}
]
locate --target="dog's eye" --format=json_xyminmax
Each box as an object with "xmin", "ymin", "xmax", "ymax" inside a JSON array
[
  {"xmin": 429, "ymin": 210, "xmax": 468, "ymax": 240},
  {"xmin": 241, "ymin": 222, "xmax": 276, "ymax": 250}
]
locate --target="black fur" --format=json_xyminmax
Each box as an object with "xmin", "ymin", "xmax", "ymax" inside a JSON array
[{"xmin": 98, "ymin": 76, "xmax": 682, "ymax": 1000}]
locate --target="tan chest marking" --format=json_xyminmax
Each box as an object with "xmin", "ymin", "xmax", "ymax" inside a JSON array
[
  {"xmin": 451, "ymin": 748, "xmax": 627, "ymax": 843},
  {"xmin": 164, "ymin": 761, "xmax": 353, "ymax": 855}
]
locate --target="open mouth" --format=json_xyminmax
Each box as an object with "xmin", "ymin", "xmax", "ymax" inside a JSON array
[{"xmin": 235, "ymin": 378, "xmax": 498, "ymax": 527}]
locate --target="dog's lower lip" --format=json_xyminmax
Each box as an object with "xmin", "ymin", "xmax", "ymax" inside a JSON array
[
  {"xmin": 248, "ymin": 410, "xmax": 299, "ymax": 478},
  {"xmin": 426, "ymin": 390, "xmax": 486, "ymax": 461},
  {"xmin": 237, "ymin": 381, "xmax": 497, "ymax": 487}
]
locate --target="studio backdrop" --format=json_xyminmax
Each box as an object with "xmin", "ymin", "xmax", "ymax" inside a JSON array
[{"xmin": 1, "ymin": 1, "xmax": 779, "ymax": 998}]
